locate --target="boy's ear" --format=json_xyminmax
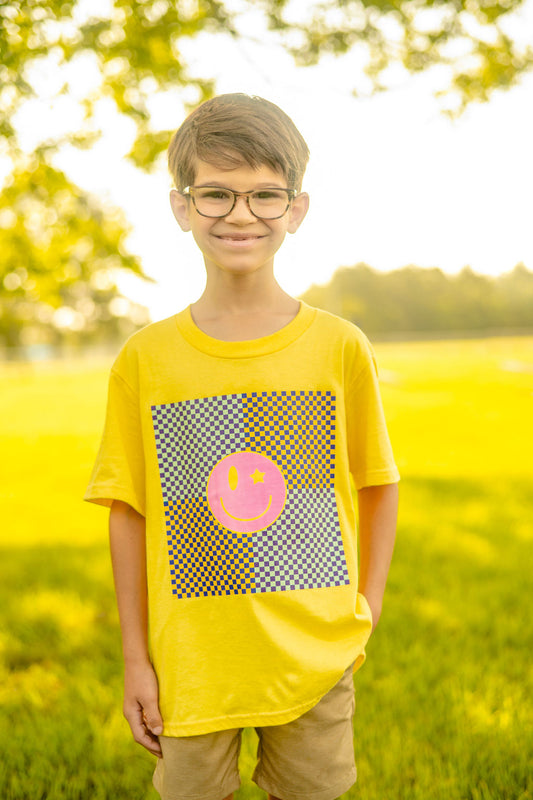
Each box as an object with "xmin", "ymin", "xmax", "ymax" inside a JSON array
[
  {"xmin": 169, "ymin": 189, "xmax": 192, "ymax": 232},
  {"xmin": 287, "ymin": 192, "xmax": 310, "ymax": 234}
]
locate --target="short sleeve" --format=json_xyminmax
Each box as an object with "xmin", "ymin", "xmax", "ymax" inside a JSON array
[
  {"xmin": 84, "ymin": 369, "xmax": 146, "ymax": 516},
  {"xmin": 346, "ymin": 344, "xmax": 400, "ymax": 491}
]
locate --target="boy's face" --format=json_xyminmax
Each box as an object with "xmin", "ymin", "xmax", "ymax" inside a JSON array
[{"xmin": 170, "ymin": 160, "xmax": 309, "ymax": 279}]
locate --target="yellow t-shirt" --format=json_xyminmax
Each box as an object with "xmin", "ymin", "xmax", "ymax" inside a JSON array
[{"xmin": 85, "ymin": 301, "xmax": 399, "ymax": 736}]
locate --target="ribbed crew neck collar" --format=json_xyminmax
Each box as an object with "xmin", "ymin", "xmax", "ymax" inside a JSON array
[{"xmin": 175, "ymin": 301, "xmax": 316, "ymax": 358}]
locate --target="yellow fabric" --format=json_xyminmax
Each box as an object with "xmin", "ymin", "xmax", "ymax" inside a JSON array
[{"xmin": 85, "ymin": 302, "xmax": 399, "ymax": 736}]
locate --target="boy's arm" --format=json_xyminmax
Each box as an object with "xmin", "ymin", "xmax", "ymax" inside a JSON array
[
  {"xmin": 109, "ymin": 500, "xmax": 163, "ymax": 757},
  {"xmin": 357, "ymin": 483, "xmax": 399, "ymax": 632}
]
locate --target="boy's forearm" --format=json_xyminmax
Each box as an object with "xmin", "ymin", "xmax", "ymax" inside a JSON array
[
  {"xmin": 109, "ymin": 500, "xmax": 151, "ymax": 666},
  {"xmin": 357, "ymin": 483, "xmax": 399, "ymax": 629}
]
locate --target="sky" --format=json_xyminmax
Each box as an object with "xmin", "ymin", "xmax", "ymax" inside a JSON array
[{"xmin": 10, "ymin": 2, "xmax": 533, "ymax": 321}]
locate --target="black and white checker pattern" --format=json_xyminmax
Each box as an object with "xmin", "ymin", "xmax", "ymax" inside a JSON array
[
  {"xmin": 250, "ymin": 487, "xmax": 349, "ymax": 592},
  {"xmin": 166, "ymin": 497, "xmax": 254, "ymax": 598},
  {"xmin": 152, "ymin": 394, "xmax": 247, "ymax": 503},
  {"xmin": 243, "ymin": 391, "xmax": 336, "ymax": 491}
]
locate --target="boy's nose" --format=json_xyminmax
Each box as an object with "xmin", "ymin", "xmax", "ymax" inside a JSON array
[{"xmin": 224, "ymin": 195, "xmax": 256, "ymax": 223}]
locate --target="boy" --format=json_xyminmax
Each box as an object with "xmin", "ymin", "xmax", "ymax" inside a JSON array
[{"xmin": 85, "ymin": 93, "xmax": 399, "ymax": 800}]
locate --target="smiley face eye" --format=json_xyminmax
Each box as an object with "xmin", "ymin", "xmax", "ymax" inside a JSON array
[{"xmin": 228, "ymin": 465, "xmax": 238, "ymax": 491}]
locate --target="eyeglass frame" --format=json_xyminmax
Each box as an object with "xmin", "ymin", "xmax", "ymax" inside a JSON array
[{"xmin": 181, "ymin": 185, "xmax": 298, "ymax": 219}]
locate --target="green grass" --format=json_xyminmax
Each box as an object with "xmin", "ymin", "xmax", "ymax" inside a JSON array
[{"xmin": 1, "ymin": 338, "xmax": 532, "ymax": 799}]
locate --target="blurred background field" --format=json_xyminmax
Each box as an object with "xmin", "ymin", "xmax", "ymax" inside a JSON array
[{"xmin": 1, "ymin": 335, "xmax": 532, "ymax": 800}]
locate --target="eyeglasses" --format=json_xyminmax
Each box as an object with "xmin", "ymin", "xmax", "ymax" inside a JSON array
[{"xmin": 182, "ymin": 185, "xmax": 297, "ymax": 219}]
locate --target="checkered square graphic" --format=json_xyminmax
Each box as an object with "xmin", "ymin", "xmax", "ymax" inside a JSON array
[
  {"xmin": 152, "ymin": 394, "xmax": 246, "ymax": 502},
  {"xmin": 243, "ymin": 391, "xmax": 336, "ymax": 491},
  {"xmin": 250, "ymin": 486, "xmax": 347, "ymax": 593},
  {"xmin": 152, "ymin": 391, "xmax": 349, "ymax": 598},
  {"xmin": 166, "ymin": 497, "xmax": 254, "ymax": 599}
]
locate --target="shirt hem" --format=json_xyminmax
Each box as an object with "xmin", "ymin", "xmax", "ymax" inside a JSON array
[
  {"xmin": 160, "ymin": 658, "xmax": 361, "ymax": 737},
  {"xmin": 84, "ymin": 486, "xmax": 145, "ymax": 517},
  {"xmin": 355, "ymin": 467, "xmax": 400, "ymax": 490},
  {"xmin": 160, "ymin": 695, "xmax": 322, "ymax": 737}
]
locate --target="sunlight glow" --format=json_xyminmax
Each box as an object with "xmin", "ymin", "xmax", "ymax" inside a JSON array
[{"xmin": 2, "ymin": 1, "xmax": 532, "ymax": 320}]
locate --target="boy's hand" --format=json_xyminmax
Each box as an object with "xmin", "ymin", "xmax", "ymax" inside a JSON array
[{"xmin": 123, "ymin": 661, "xmax": 164, "ymax": 757}]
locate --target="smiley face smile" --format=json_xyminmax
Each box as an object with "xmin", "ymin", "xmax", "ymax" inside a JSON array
[{"xmin": 219, "ymin": 494, "xmax": 273, "ymax": 522}]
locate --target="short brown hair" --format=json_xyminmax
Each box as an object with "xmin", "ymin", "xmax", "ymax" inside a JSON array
[{"xmin": 168, "ymin": 93, "xmax": 309, "ymax": 191}]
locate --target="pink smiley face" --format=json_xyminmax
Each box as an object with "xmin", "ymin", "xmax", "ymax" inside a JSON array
[{"xmin": 207, "ymin": 451, "xmax": 287, "ymax": 533}]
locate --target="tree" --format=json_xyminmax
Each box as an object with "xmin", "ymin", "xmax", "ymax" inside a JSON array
[
  {"xmin": 1, "ymin": 0, "xmax": 531, "ymax": 349},
  {"xmin": 264, "ymin": 0, "xmax": 533, "ymax": 112},
  {"xmin": 3, "ymin": 0, "xmax": 531, "ymax": 144},
  {"xmin": 300, "ymin": 262, "xmax": 533, "ymax": 335},
  {"xmin": 0, "ymin": 157, "xmax": 150, "ymax": 352}
]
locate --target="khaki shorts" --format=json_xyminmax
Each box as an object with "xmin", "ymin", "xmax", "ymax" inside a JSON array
[{"xmin": 152, "ymin": 664, "xmax": 356, "ymax": 800}]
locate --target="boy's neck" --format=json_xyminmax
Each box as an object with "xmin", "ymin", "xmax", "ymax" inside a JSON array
[{"xmin": 190, "ymin": 276, "xmax": 300, "ymax": 341}]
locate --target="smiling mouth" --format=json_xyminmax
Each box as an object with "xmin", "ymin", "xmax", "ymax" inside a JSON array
[
  {"xmin": 216, "ymin": 233, "xmax": 265, "ymax": 240},
  {"xmin": 219, "ymin": 495, "xmax": 272, "ymax": 521}
]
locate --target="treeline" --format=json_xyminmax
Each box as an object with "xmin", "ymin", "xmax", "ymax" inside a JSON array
[{"xmin": 300, "ymin": 263, "xmax": 533, "ymax": 338}]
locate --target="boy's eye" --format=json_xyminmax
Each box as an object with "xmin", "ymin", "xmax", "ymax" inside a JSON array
[
  {"xmin": 199, "ymin": 189, "xmax": 231, "ymax": 201},
  {"xmin": 253, "ymin": 190, "xmax": 285, "ymax": 201}
]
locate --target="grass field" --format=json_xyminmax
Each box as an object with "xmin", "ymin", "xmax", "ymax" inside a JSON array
[{"xmin": 0, "ymin": 336, "xmax": 532, "ymax": 800}]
